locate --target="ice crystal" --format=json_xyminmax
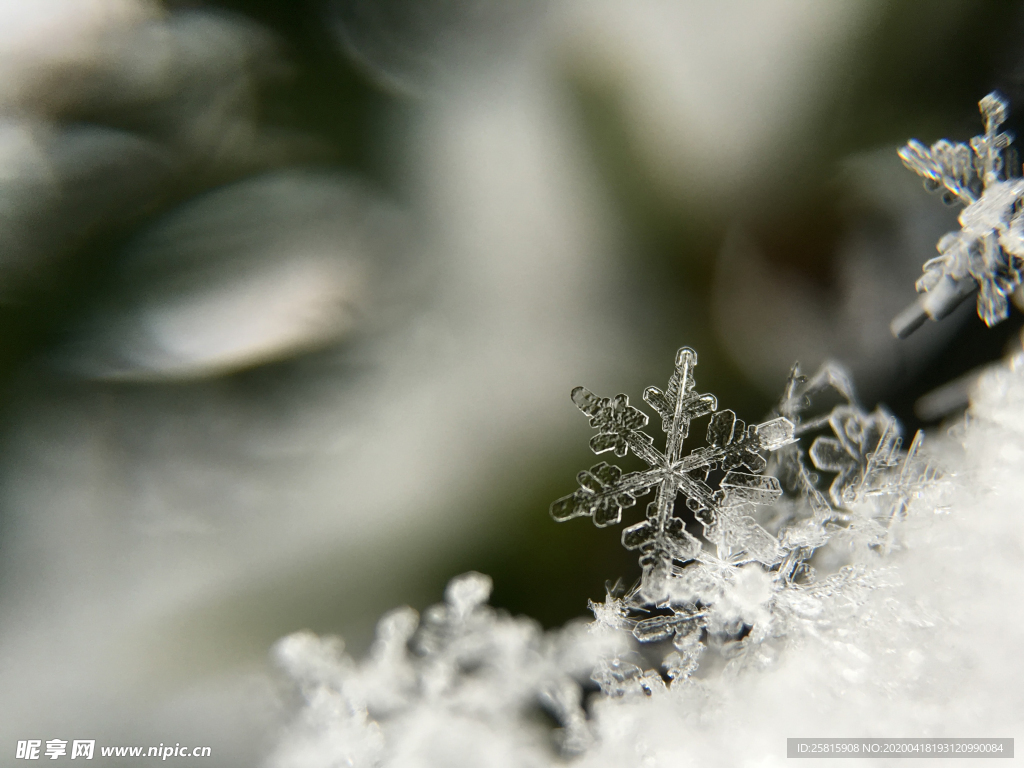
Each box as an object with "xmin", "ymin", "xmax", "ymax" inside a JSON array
[
  {"xmin": 769, "ymin": 362, "xmax": 936, "ymax": 561},
  {"xmin": 892, "ymin": 91, "xmax": 1024, "ymax": 336},
  {"xmin": 551, "ymin": 347, "xmax": 797, "ymax": 604},
  {"xmin": 554, "ymin": 347, "xmax": 937, "ymax": 685}
]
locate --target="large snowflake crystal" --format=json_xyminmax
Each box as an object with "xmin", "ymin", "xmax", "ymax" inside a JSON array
[
  {"xmin": 551, "ymin": 347, "xmax": 796, "ymax": 603},
  {"xmin": 893, "ymin": 91, "xmax": 1024, "ymax": 336}
]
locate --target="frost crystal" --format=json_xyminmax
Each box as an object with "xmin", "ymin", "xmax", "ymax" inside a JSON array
[{"xmin": 893, "ymin": 91, "xmax": 1024, "ymax": 335}]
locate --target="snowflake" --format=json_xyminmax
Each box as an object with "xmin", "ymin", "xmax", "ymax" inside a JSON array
[
  {"xmin": 893, "ymin": 90, "xmax": 1024, "ymax": 335},
  {"xmin": 771, "ymin": 361, "xmax": 936, "ymax": 562},
  {"xmin": 551, "ymin": 347, "xmax": 797, "ymax": 604}
]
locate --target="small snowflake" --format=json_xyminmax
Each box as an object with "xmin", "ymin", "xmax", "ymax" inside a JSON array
[
  {"xmin": 808, "ymin": 404, "xmax": 901, "ymax": 507},
  {"xmin": 770, "ymin": 360, "xmax": 937, "ymax": 565},
  {"xmin": 895, "ymin": 91, "xmax": 1024, "ymax": 334},
  {"xmin": 772, "ymin": 361, "xmax": 935, "ymax": 557}
]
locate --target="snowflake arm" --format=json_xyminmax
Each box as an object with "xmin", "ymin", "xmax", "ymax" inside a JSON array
[
  {"xmin": 550, "ymin": 462, "xmax": 658, "ymax": 527},
  {"xmin": 570, "ymin": 386, "xmax": 659, "ymax": 460}
]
